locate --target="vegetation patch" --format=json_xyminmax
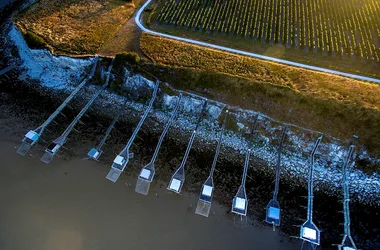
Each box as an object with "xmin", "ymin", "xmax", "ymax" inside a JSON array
[
  {"xmin": 115, "ymin": 52, "xmax": 141, "ymax": 68},
  {"xmin": 14, "ymin": 0, "xmax": 137, "ymax": 55},
  {"xmin": 140, "ymin": 33, "xmax": 380, "ymax": 157},
  {"xmin": 23, "ymin": 31, "xmax": 47, "ymax": 49}
]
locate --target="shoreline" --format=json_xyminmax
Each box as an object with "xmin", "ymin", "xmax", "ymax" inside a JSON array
[
  {"xmin": 1, "ymin": 70, "xmax": 380, "ymax": 249},
  {"xmin": 5, "ymin": 23, "xmax": 380, "ymax": 206}
]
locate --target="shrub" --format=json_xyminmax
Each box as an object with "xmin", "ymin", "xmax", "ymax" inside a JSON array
[
  {"xmin": 23, "ymin": 31, "xmax": 47, "ymax": 49},
  {"xmin": 114, "ymin": 52, "xmax": 141, "ymax": 68},
  {"xmin": 139, "ymin": 57, "xmax": 149, "ymax": 64}
]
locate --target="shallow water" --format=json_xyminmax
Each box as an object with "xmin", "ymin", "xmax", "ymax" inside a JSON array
[{"xmin": 0, "ymin": 135, "xmax": 299, "ymax": 250}]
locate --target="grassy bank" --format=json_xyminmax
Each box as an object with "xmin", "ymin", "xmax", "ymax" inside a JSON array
[
  {"xmin": 14, "ymin": 0, "xmax": 137, "ymax": 55},
  {"xmin": 140, "ymin": 33, "xmax": 380, "ymax": 159}
]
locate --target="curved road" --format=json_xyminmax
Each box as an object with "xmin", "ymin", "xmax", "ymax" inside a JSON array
[{"xmin": 135, "ymin": 1, "xmax": 380, "ymax": 84}]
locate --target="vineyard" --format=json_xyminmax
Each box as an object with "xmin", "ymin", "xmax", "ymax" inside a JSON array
[{"xmin": 155, "ymin": 0, "xmax": 380, "ymax": 64}]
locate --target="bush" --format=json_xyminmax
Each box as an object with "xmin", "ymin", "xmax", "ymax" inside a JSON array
[
  {"xmin": 114, "ymin": 52, "xmax": 141, "ymax": 68},
  {"xmin": 139, "ymin": 57, "xmax": 149, "ymax": 64},
  {"xmin": 23, "ymin": 31, "xmax": 47, "ymax": 49}
]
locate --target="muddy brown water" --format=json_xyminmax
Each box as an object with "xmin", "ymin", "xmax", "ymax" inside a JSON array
[{"xmin": 0, "ymin": 134, "xmax": 300, "ymax": 250}]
